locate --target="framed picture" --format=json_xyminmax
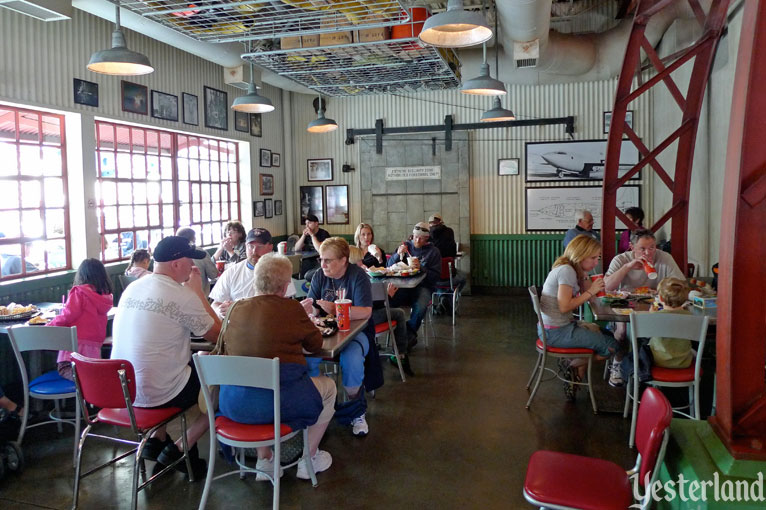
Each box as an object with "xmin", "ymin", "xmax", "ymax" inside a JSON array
[
  {"xmin": 325, "ymin": 185, "xmax": 349, "ymax": 224},
  {"xmin": 151, "ymin": 90, "xmax": 179, "ymax": 121},
  {"xmin": 307, "ymin": 158, "xmax": 333, "ymax": 181},
  {"xmin": 250, "ymin": 113, "xmax": 262, "ymax": 137},
  {"xmin": 525, "ymin": 139, "xmax": 640, "ymax": 182},
  {"xmin": 203, "ymin": 86, "xmax": 228, "ymax": 130},
  {"xmin": 264, "ymin": 198, "xmax": 273, "ymax": 219},
  {"xmin": 260, "ymin": 173, "xmax": 274, "ymax": 195},
  {"xmin": 603, "ymin": 110, "xmax": 634, "ymax": 134},
  {"xmin": 525, "ymin": 185, "xmax": 641, "ymax": 231},
  {"xmin": 260, "ymin": 148, "xmax": 271, "ymax": 167},
  {"xmin": 234, "ymin": 111, "xmax": 249, "ymax": 132},
  {"xmin": 271, "ymin": 153, "xmax": 281, "ymax": 167},
  {"xmin": 254, "ymin": 200, "xmax": 265, "ymax": 217},
  {"xmin": 121, "ymin": 80, "xmax": 148, "ymax": 115},
  {"xmin": 299, "ymin": 186, "xmax": 324, "ymax": 224},
  {"xmin": 73, "ymin": 78, "xmax": 98, "ymax": 107},
  {"xmin": 275, "ymin": 200, "xmax": 283, "ymax": 216},
  {"xmin": 498, "ymin": 158, "xmax": 519, "ymax": 176},
  {"xmin": 182, "ymin": 92, "xmax": 198, "ymax": 126}
]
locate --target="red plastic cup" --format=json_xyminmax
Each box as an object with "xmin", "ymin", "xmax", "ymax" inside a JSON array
[
  {"xmin": 216, "ymin": 260, "xmax": 226, "ymax": 275},
  {"xmin": 589, "ymin": 274, "xmax": 606, "ymax": 297},
  {"xmin": 642, "ymin": 260, "xmax": 658, "ymax": 280},
  {"xmin": 335, "ymin": 299, "xmax": 351, "ymax": 331}
]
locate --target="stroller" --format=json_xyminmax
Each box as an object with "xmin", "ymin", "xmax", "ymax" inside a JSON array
[{"xmin": 0, "ymin": 408, "xmax": 23, "ymax": 479}]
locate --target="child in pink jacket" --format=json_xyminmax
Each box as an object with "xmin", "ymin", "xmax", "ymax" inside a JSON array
[{"xmin": 51, "ymin": 258, "xmax": 114, "ymax": 380}]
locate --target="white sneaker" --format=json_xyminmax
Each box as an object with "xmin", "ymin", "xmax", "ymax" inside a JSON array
[
  {"xmin": 255, "ymin": 454, "xmax": 283, "ymax": 482},
  {"xmin": 296, "ymin": 449, "xmax": 332, "ymax": 480},
  {"xmin": 609, "ymin": 360, "xmax": 624, "ymax": 387},
  {"xmin": 351, "ymin": 413, "xmax": 369, "ymax": 437}
]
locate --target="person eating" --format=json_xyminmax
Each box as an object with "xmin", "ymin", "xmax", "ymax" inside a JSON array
[
  {"xmin": 604, "ymin": 229, "xmax": 684, "ymax": 291},
  {"xmin": 354, "ymin": 223, "xmax": 386, "ymax": 268},
  {"xmin": 212, "ymin": 221, "xmax": 246, "ymax": 264}
]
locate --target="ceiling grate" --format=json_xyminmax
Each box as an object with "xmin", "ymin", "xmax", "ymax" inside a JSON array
[{"xmin": 515, "ymin": 58, "xmax": 537, "ymax": 69}]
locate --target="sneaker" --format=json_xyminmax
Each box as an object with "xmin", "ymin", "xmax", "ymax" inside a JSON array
[
  {"xmin": 296, "ymin": 449, "xmax": 332, "ymax": 480},
  {"xmin": 255, "ymin": 454, "xmax": 283, "ymax": 482},
  {"xmin": 389, "ymin": 354, "xmax": 415, "ymax": 377},
  {"xmin": 563, "ymin": 365, "xmax": 577, "ymax": 402},
  {"xmin": 351, "ymin": 413, "xmax": 369, "ymax": 437},
  {"xmin": 156, "ymin": 443, "xmax": 207, "ymax": 480},
  {"xmin": 609, "ymin": 360, "xmax": 624, "ymax": 387},
  {"xmin": 140, "ymin": 435, "xmax": 173, "ymax": 461}
]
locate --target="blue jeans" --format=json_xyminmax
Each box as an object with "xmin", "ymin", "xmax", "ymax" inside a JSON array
[
  {"xmin": 372, "ymin": 307, "xmax": 408, "ymax": 352},
  {"xmin": 306, "ymin": 332, "xmax": 369, "ymax": 389},
  {"xmin": 389, "ymin": 286, "xmax": 432, "ymax": 333},
  {"xmin": 537, "ymin": 322, "xmax": 618, "ymax": 357}
]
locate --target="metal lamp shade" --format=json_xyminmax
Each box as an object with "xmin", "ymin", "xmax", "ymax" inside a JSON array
[
  {"xmin": 307, "ymin": 111, "xmax": 338, "ymax": 133},
  {"xmin": 461, "ymin": 63, "xmax": 506, "ymax": 95},
  {"xmin": 419, "ymin": 0, "xmax": 492, "ymax": 48},
  {"xmin": 87, "ymin": 30, "xmax": 153, "ymax": 76},
  {"xmin": 481, "ymin": 97, "xmax": 515, "ymax": 122},
  {"xmin": 231, "ymin": 82, "xmax": 275, "ymax": 113}
]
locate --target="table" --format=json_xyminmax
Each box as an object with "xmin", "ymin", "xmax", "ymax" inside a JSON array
[
  {"xmin": 589, "ymin": 297, "xmax": 717, "ymax": 324},
  {"xmin": 0, "ymin": 303, "xmax": 117, "ymax": 334},
  {"xmin": 369, "ymin": 272, "xmax": 426, "ymax": 289},
  {"xmin": 317, "ymin": 319, "xmax": 367, "ymax": 358}
]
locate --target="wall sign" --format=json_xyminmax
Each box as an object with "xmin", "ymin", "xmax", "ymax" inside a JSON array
[{"xmin": 385, "ymin": 165, "xmax": 441, "ymax": 181}]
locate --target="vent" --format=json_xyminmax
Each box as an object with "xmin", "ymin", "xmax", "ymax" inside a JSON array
[
  {"xmin": 0, "ymin": 0, "xmax": 71, "ymax": 21},
  {"xmin": 516, "ymin": 58, "xmax": 538, "ymax": 69},
  {"xmin": 513, "ymin": 38, "xmax": 539, "ymax": 69}
]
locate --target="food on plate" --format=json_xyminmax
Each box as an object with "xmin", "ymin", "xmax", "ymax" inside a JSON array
[
  {"xmin": 604, "ymin": 291, "xmax": 629, "ymax": 299},
  {"xmin": 28, "ymin": 316, "xmax": 49, "ymax": 325},
  {"xmin": 0, "ymin": 303, "xmax": 37, "ymax": 316},
  {"xmin": 630, "ymin": 286, "xmax": 656, "ymax": 296}
]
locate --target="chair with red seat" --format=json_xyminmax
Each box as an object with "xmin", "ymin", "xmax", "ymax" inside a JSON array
[
  {"xmin": 193, "ymin": 353, "xmax": 317, "ymax": 510},
  {"xmin": 624, "ymin": 311, "xmax": 709, "ymax": 447},
  {"xmin": 524, "ymin": 387, "xmax": 673, "ymax": 510},
  {"xmin": 70, "ymin": 354, "xmax": 194, "ymax": 510},
  {"xmin": 431, "ymin": 256, "xmax": 461, "ymax": 325},
  {"xmin": 372, "ymin": 280, "xmax": 406, "ymax": 382},
  {"xmin": 526, "ymin": 286, "xmax": 598, "ymax": 414}
]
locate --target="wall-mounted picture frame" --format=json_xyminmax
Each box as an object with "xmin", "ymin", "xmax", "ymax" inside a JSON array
[
  {"xmin": 260, "ymin": 148, "xmax": 271, "ymax": 167},
  {"xmin": 307, "ymin": 158, "xmax": 333, "ymax": 182},
  {"xmin": 526, "ymin": 185, "xmax": 641, "ymax": 231},
  {"xmin": 275, "ymin": 200, "xmax": 283, "ymax": 216},
  {"xmin": 151, "ymin": 90, "xmax": 179, "ymax": 121},
  {"xmin": 498, "ymin": 158, "xmax": 519, "ymax": 176},
  {"xmin": 182, "ymin": 92, "xmax": 198, "ymax": 126},
  {"xmin": 234, "ymin": 111, "xmax": 249, "ymax": 132},
  {"xmin": 203, "ymin": 86, "xmax": 228, "ymax": 130},
  {"xmin": 260, "ymin": 173, "xmax": 274, "ymax": 195},
  {"xmin": 73, "ymin": 78, "xmax": 98, "ymax": 107},
  {"xmin": 121, "ymin": 80, "xmax": 148, "ymax": 115},
  {"xmin": 250, "ymin": 113, "xmax": 262, "ymax": 137},
  {"xmin": 264, "ymin": 198, "xmax": 273, "ymax": 219},
  {"xmin": 326, "ymin": 185, "xmax": 349, "ymax": 224},
  {"xmin": 300, "ymin": 186, "xmax": 324, "ymax": 224},
  {"xmin": 271, "ymin": 153, "xmax": 281, "ymax": 167},
  {"xmin": 254, "ymin": 200, "xmax": 265, "ymax": 217},
  {"xmin": 525, "ymin": 139, "xmax": 640, "ymax": 182},
  {"xmin": 603, "ymin": 110, "xmax": 634, "ymax": 134}
]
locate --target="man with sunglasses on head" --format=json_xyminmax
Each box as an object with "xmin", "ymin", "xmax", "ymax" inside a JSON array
[{"xmin": 386, "ymin": 221, "xmax": 442, "ymax": 350}]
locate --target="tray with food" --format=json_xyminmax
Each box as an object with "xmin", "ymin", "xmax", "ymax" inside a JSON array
[
  {"xmin": 0, "ymin": 303, "xmax": 40, "ymax": 321},
  {"xmin": 311, "ymin": 315, "xmax": 338, "ymax": 337},
  {"xmin": 367, "ymin": 262, "xmax": 420, "ymax": 278},
  {"xmin": 627, "ymin": 286, "xmax": 657, "ymax": 299},
  {"xmin": 27, "ymin": 315, "xmax": 50, "ymax": 326}
]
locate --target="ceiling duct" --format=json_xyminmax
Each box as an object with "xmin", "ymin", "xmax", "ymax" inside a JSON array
[{"xmin": 0, "ymin": 0, "xmax": 72, "ymax": 21}]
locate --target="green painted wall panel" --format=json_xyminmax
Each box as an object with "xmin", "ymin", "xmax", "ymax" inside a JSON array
[{"xmin": 471, "ymin": 234, "xmax": 564, "ymax": 287}]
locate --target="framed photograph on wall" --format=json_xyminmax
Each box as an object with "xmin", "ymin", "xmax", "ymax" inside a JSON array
[
  {"xmin": 325, "ymin": 185, "xmax": 349, "ymax": 224},
  {"xmin": 264, "ymin": 198, "xmax": 273, "ymax": 219},
  {"xmin": 234, "ymin": 111, "xmax": 249, "ymax": 132},
  {"xmin": 525, "ymin": 185, "xmax": 641, "ymax": 231},
  {"xmin": 498, "ymin": 158, "xmax": 519, "ymax": 176},
  {"xmin": 307, "ymin": 158, "xmax": 333, "ymax": 181},
  {"xmin": 182, "ymin": 92, "xmax": 198, "ymax": 125},
  {"xmin": 603, "ymin": 110, "xmax": 634, "ymax": 134},
  {"xmin": 271, "ymin": 153, "xmax": 281, "ymax": 167},
  {"xmin": 121, "ymin": 80, "xmax": 148, "ymax": 115},
  {"xmin": 260, "ymin": 174, "xmax": 274, "ymax": 195},
  {"xmin": 260, "ymin": 148, "xmax": 271, "ymax": 167},
  {"xmin": 250, "ymin": 113, "xmax": 262, "ymax": 137},
  {"xmin": 525, "ymin": 139, "xmax": 640, "ymax": 182},
  {"xmin": 299, "ymin": 185, "xmax": 324, "ymax": 224},
  {"xmin": 203, "ymin": 86, "xmax": 228, "ymax": 130},
  {"xmin": 275, "ymin": 200, "xmax": 283, "ymax": 216},
  {"xmin": 254, "ymin": 200, "xmax": 265, "ymax": 217},
  {"xmin": 73, "ymin": 78, "xmax": 98, "ymax": 107},
  {"xmin": 151, "ymin": 90, "xmax": 179, "ymax": 121}
]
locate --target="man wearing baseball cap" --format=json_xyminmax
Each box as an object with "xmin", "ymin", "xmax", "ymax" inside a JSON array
[
  {"xmin": 111, "ymin": 235, "xmax": 222, "ymax": 478},
  {"xmin": 428, "ymin": 214, "xmax": 457, "ymax": 259}
]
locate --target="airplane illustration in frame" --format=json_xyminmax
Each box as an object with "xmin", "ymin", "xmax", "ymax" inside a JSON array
[{"xmin": 526, "ymin": 139, "xmax": 640, "ymax": 182}]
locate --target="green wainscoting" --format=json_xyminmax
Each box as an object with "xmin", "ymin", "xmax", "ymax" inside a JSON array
[{"xmin": 470, "ymin": 234, "xmax": 565, "ymax": 288}]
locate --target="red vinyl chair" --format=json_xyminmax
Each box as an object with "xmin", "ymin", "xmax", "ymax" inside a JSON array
[
  {"xmin": 523, "ymin": 387, "xmax": 673, "ymax": 510},
  {"xmin": 372, "ymin": 281, "xmax": 406, "ymax": 382},
  {"xmin": 431, "ymin": 256, "xmax": 461, "ymax": 325},
  {"xmin": 70, "ymin": 354, "xmax": 194, "ymax": 510}
]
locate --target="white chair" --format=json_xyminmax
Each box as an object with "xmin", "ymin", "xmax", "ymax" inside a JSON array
[
  {"xmin": 193, "ymin": 354, "xmax": 317, "ymax": 510},
  {"xmin": 371, "ymin": 281, "xmax": 406, "ymax": 382},
  {"xmin": 624, "ymin": 311, "xmax": 709, "ymax": 447},
  {"xmin": 526, "ymin": 287, "xmax": 598, "ymax": 414}
]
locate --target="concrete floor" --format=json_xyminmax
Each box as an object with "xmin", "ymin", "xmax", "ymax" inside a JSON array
[{"xmin": 0, "ymin": 294, "xmax": 636, "ymax": 509}]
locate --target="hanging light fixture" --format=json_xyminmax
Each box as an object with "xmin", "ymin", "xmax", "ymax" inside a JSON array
[
  {"xmin": 461, "ymin": 43, "xmax": 506, "ymax": 95},
  {"xmin": 307, "ymin": 94, "xmax": 338, "ymax": 133},
  {"xmin": 231, "ymin": 60, "xmax": 274, "ymax": 113},
  {"xmin": 419, "ymin": 0, "xmax": 492, "ymax": 48},
  {"xmin": 87, "ymin": 0, "xmax": 153, "ymax": 76},
  {"xmin": 481, "ymin": 96, "xmax": 515, "ymax": 122}
]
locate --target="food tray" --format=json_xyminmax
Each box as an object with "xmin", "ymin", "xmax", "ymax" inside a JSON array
[
  {"xmin": 0, "ymin": 310, "xmax": 40, "ymax": 321},
  {"xmin": 368, "ymin": 270, "xmax": 420, "ymax": 278}
]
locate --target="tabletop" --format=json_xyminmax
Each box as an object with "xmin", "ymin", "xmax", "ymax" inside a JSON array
[
  {"xmin": 318, "ymin": 319, "xmax": 367, "ymax": 358},
  {"xmin": 369, "ymin": 272, "xmax": 426, "ymax": 289},
  {"xmin": 589, "ymin": 297, "xmax": 717, "ymax": 324},
  {"xmin": 286, "ymin": 250, "xmax": 320, "ymax": 259},
  {"xmin": 0, "ymin": 303, "xmax": 117, "ymax": 334}
]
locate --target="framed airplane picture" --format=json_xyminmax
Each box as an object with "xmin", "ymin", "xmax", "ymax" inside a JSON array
[{"xmin": 525, "ymin": 139, "xmax": 640, "ymax": 182}]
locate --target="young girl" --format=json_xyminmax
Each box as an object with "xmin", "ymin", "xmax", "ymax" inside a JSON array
[
  {"xmin": 51, "ymin": 258, "xmax": 114, "ymax": 380},
  {"xmin": 125, "ymin": 249, "xmax": 151, "ymax": 278}
]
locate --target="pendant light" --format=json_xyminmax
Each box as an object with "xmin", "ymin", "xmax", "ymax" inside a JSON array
[
  {"xmin": 460, "ymin": 43, "xmax": 506, "ymax": 95},
  {"xmin": 231, "ymin": 60, "xmax": 274, "ymax": 113},
  {"xmin": 481, "ymin": 96, "xmax": 515, "ymax": 122},
  {"xmin": 419, "ymin": 0, "xmax": 492, "ymax": 48},
  {"xmin": 307, "ymin": 95, "xmax": 337, "ymax": 134},
  {"xmin": 87, "ymin": 0, "xmax": 153, "ymax": 76}
]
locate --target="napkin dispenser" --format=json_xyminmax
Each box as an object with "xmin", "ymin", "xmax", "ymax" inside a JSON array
[{"xmin": 692, "ymin": 295, "xmax": 717, "ymax": 309}]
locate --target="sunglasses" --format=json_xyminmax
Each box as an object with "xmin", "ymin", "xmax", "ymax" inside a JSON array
[{"xmin": 414, "ymin": 226, "xmax": 429, "ymax": 233}]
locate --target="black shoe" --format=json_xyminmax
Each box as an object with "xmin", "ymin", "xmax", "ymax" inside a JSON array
[
  {"xmin": 140, "ymin": 435, "xmax": 174, "ymax": 461},
  {"xmin": 389, "ymin": 354, "xmax": 415, "ymax": 377},
  {"xmin": 156, "ymin": 443, "xmax": 207, "ymax": 480},
  {"xmin": 405, "ymin": 326, "xmax": 418, "ymax": 352}
]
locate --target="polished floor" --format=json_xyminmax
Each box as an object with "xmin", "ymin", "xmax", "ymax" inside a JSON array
[{"xmin": 0, "ymin": 294, "xmax": 636, "ymax": 510}]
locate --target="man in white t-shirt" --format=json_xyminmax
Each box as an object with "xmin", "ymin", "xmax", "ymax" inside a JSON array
[
  {"xmin": 604, "ymin": 229, "xmax": 685, "ymax": 291},
  {"xmin": 111, "ymin": 235, "xmax": 221, "ymax": 478}
]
